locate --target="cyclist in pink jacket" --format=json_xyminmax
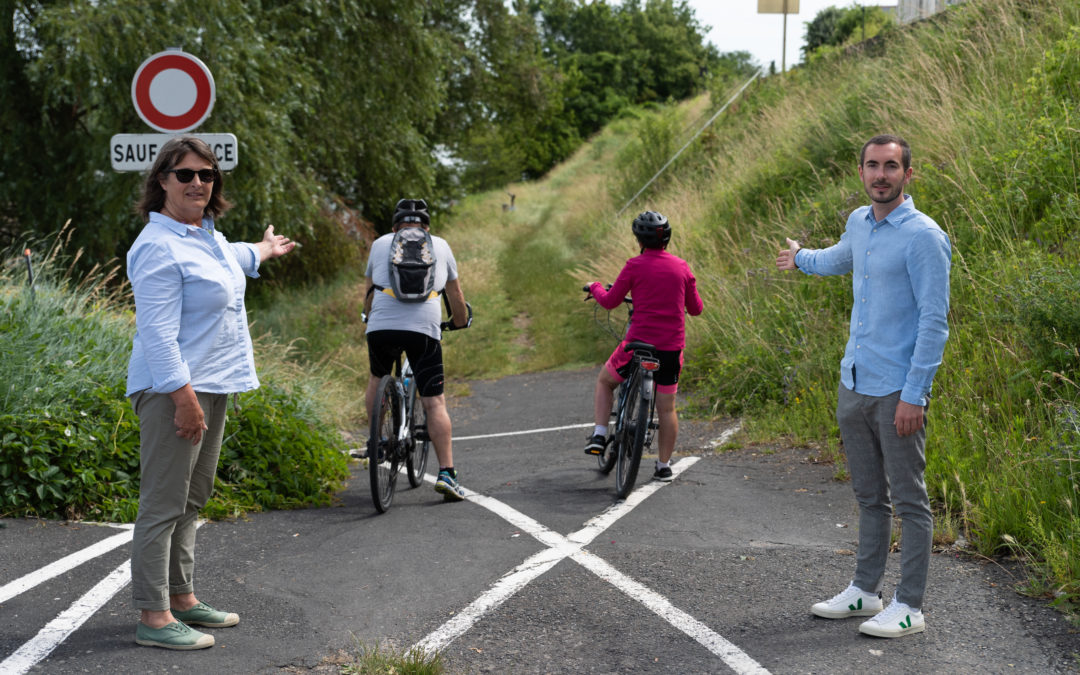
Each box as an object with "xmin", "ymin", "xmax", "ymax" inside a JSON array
[{"xmin": 584, "ymin": 211, "xmax": 704, "ymax": 481}]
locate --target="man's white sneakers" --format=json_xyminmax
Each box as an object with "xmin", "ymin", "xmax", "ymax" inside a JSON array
[
  {"xmin": 859, "ymin": 596, "xmax": 926, "ymax": 638},
  {"xmin": 811, "ymin": 583, "xmax": 883, "ymax": 619},
  {"xmin": 813, "ymin": 585, "xmax": 925, "ymax": 638}
]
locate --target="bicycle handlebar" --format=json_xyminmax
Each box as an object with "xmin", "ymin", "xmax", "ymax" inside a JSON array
[
  {"xmin": 582, "ymin": 283, "xmax": 617, "ymax": 301},
  {"xmin": 440, "ymin": 302, "xmax": 473, "ymax": 332},
  {"xmin": 582, "ymin": 284, "xmax": 631, "ymax": 306}
]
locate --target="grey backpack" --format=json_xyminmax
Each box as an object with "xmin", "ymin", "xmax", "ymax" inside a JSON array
[{"xmin": 377, "ymin": 227, "xmax": 439, "ymax": 302}]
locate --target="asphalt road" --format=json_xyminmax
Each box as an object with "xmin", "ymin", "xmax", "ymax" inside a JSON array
[{"xmin": 1, "ymin": 368, "xmax": 1078, "ymax": 674}]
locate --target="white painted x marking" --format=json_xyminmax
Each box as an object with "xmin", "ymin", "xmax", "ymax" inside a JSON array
[{"xmin": 414, "ymin": 449, "xmax": 769, "ymax": 674}]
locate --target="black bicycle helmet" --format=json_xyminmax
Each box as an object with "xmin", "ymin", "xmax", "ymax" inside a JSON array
[
  {"xmin": 631, "ymin": 210, "xmax": 671, "ymax": 249},
  {"xmin": 392, "ymin": 198, "xmax": 430, "ymax": 226}
]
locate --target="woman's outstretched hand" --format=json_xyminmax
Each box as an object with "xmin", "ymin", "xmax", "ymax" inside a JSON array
[{"xmin": 257, "ymin": 224, "xmax": 296, "ymax": 262}]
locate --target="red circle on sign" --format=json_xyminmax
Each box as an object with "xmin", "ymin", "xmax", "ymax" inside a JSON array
[{"xmin": 132, "ymin": 52, "xmax": 214, "ymax": 132}]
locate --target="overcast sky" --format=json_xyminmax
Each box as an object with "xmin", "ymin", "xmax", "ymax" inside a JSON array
[{"xmin": 685, "ymin": 0, "xmax": 876, "ymax": 73}]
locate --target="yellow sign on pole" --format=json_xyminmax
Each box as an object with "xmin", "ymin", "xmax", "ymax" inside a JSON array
[
  {"xmin": 757, "ymin": 0, "xmax": 800, "ymax": 73},
  {"xmin": 757, "ymin": 0, "xmax": 799, "ymax": 13}
]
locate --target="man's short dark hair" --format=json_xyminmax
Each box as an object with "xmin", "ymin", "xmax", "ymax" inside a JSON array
[{"xmin": 860, "ymin": 134, "xmax": 911, "ymax": 171}]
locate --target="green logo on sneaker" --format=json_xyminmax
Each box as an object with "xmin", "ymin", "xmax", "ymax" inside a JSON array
[
  {"xmin": 900, "ymin": 616, "xmax": 911, "ymax": 628},
  {"xmin": 848, "ymin": 598, "xmax": 863, "ymax": 611}
]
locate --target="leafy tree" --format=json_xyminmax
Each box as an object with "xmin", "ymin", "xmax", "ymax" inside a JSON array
[
  {"xmin": 832, "ymin": 4, "xmax": 895, "ymax": 48},
  {"xmin": 530, "ymin": 0, "xmax": 721, "ymax": 138},
  {"xmin": 803, "ymin": 5, "xmax": 845, "ymax": 59},
  {"xmin": 802, "ymin": 4, "xmax": 895, "ymax": 62},
  {"xmin": 1, "ymin": 0, "xmax": 743, "ymax": 267},
  {"xmin": 441, "ymin": 0, "xmax": 579, "ymax": 190},
  {"xmin": 0, "ymin": 0, "xmax": 451, "ymax": 280}
]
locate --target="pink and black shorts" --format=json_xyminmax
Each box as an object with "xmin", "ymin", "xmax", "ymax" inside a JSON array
[{"xmin": 605, "ymin": 340, "xmax": 683, "ymax": 394}]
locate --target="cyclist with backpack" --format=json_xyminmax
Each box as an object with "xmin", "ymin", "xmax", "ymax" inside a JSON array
[
  {"xmin": 583, "ymin": 211, "xmax": 704, "ymax": 481},
  {"xmin": 363, "ymin": 198, "xmax": 470, "ymax": 501}
]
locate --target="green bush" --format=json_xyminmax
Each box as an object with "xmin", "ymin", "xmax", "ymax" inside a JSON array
[
  {"xmin": 0, "ymin": 384, "xmax": 141, "ymax": 521},
  {"xmin": 1007, "ymin": 255, "xmax": 1080, "ymax": 381},
  {"xmin": 1, "ymin": 247, "xmax": 349, "ymax": 521},
  {"xmin": 211, "ymin": 384, "xmax": 350, "ymax": 519}
]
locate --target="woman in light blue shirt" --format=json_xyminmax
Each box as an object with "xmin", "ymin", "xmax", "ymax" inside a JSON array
[{"xmin": 126, "ymin": 136, "xmax": 295, "ymax": 651}]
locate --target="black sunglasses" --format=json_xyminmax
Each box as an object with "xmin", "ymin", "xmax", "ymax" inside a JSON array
[{"xmin": 165, "ymin": 168, "xmax": 218, "ymax": 183}]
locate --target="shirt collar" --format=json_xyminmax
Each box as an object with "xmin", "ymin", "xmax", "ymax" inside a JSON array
[
  {"xmin": 150, "ymin": 211, "xmax": 216, "ymax": 235},
  {"xmin": 864, "ymin": 194, "xmax": 916, "ymax": 229}
]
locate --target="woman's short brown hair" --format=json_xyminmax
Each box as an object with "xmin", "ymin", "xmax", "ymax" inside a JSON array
[{"xmin": 135, "ymin": 136, "xmax": 233, "ymax": 221}]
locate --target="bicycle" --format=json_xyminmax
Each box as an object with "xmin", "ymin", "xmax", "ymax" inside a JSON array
[
  {"xmin": 365, "ymin": 302, "xmax": 472, "ymax": 513},
  {"xmin": 583, "ymin": 286, "xmax": 660, "ymax": 499}
]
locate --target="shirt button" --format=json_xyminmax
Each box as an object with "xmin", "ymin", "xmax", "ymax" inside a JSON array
[
  {"xmin": 864, "ymin": 274, "xmax": 869, "ymax": 279},
  {"xmin": 858, "ymin": 322, "xmax": 863, "ymax": 326},
  {"xmin": 856, "ymin": 345, "xmax": 861, "ymax": 349},
  {"xmin": 866, "ymin": 251, "xmax": 871, "ymax": 255},
  {"xmin": 862, "ymin": 298, "xmax": 866, "ymax": 303}
]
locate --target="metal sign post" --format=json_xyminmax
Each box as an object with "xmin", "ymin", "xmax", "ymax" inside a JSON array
[{"xmin": 758, "ymin": 0, "xmax": 800, "ymax": 73}]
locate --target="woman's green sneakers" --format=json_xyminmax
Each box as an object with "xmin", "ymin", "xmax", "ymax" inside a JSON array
[
  {"xmin": 135, "ymin": 621, "xmax": 214, "ymax": 650},
  {"xmin": 172, "ymin": 602, "xmax": 240, "ymax": 627},
  {"xmin": 136, "ymin": 603, "xmax": 238, "ymax": 649}
]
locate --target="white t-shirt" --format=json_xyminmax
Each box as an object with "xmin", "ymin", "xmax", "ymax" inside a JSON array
[{"xmin": 365, "ymin": 229, "xmax": 458, "ymax": 340}]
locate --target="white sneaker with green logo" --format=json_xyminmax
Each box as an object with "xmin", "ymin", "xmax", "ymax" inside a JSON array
[
  {"xmin": 811, "ymin": 583, "xmax": 883, "ymax": 618},
  {"xmin": 859, "ymin": 596, "xmax": 925, "ymax": 638}
]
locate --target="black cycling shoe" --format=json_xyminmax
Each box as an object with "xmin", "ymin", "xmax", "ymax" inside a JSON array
[{"xmin": 584, "ymin": 434, "xmax": 607, "ymax": 455}]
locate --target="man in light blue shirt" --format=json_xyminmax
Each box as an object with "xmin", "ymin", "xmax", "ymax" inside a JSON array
[{"xmin": 776, "ymin": 134, "xmax": 951, "ymax": 638}]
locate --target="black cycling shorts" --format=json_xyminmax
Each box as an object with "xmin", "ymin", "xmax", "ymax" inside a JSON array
[
  {"xmin": 366, "ymin": 330, "xmax": 444, "ymax": 397},
  {"xmin": 606, "ymin": 340, "xmax": 683, "ymax": 393}
]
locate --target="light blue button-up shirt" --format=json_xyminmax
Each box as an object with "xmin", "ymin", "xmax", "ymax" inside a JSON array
[
  {"xmin": 126, "ymin": 212, "xmax": 262, "ymax": 397},
  {"xmin": 794, "ymin": 195, "xmax": 951, "ymax": 406}
]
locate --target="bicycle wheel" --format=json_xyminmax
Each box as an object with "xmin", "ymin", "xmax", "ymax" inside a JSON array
[
  {"xmin": 614, "ymin": 371, "xmax": 645, "ymax": 499},
  {"xmin": 405, "ymin": 379, "xmax": 430, "ymax": 488},
  {"xmin": 369, "ymin": 376, "xmax": 401, "ymax": 513},
  {"xmin": 597, "ymin": 386, "xmax": 622, "ymax": 474}
]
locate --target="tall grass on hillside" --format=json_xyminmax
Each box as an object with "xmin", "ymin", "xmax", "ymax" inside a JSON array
[
  {"xmin": 0, "ymin": 237, "xmax": 349, "ymax": 521},
  {"xmin": 618, "ymin": 0, "xmax": 1080, "ymax": 607}
]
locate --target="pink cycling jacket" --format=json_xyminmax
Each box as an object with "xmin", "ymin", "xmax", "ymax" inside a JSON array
[{"xmin": 589, "ymin": 248, "xmax": 704, "ymax": 351}]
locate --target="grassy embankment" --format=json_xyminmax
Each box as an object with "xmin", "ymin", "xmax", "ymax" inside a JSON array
[{"xmin": 263, "ymin": 0, "xmax": 1080, "ymax": 610}]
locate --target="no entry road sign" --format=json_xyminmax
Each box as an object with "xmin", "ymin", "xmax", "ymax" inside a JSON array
[{"xmin": 131, "ymin": 49, "xmax": 216, "ymax": 133}]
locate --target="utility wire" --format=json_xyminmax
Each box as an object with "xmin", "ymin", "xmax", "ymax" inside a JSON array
[{"xmin": 615, "ymin": 68, "xmax": 764, "ymax": 218}]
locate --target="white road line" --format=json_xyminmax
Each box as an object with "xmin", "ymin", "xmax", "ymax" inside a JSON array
[
  {"xmin": 453, "ymin": 422, "xmax": 593, "ymax": 442},
  {"xmin": 573, "ymin": 550, "xmax": 770, "ymax": 675},
  {"xmin": 0, "ymin": 528, "xmax": 133, "ymax": 605},
  {"xmin": 415, "ymin": 453, "xmax": 769, "ymax": 673},
  {"xmin": 0, "ymin": 559, "xmax": 131, "ymax": 675},
  {"xmin": 3, "ymin": 522, "xmax": 203, "ymax": 673}
]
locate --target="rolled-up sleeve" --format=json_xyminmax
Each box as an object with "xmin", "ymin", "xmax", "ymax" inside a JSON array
[
  {"xmin": 228, "ymin": 241, "xmax": 261, "ymax": 278},
  {"xmin": 129, "ymin": 243, "xmax": 190, "ymax": 393},
  {"xmin": 795, "ymin": 230, "xmax": 855, "ymax": 277}
]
